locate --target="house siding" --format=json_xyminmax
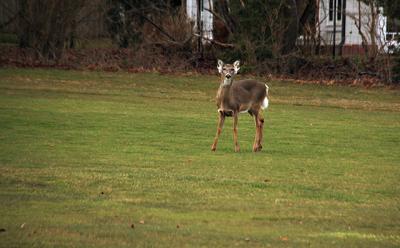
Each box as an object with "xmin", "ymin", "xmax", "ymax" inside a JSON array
[
  {"xmin": 186, "ymin": 0, "xmax": 213, "ymax": 40},
  {"xmin": 318, "ymin": 0, "xmax": 386, "ymax": 47}
]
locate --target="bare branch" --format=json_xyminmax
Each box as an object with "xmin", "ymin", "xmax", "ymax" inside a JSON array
[
  {"xmin": 0, "ymin": 12, "xmax": 18, "ymax": 29},
  {"xmin": 121, "ymin": 0, "xmax": 177, "ymax": 42},
  {"xmin": 193, "ymin": 33, "xmax": 235, "ymax": 47},
  {"xmin": 0, "ymin": 1, "xmax": 17, "ymax": 16},
  {"xmin": 203, "ymin": 7, "xmax": 233, "ymax": 35}
]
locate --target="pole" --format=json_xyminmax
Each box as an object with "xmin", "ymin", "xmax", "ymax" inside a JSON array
[
  {"xmin": 333, "ymin": 0, "xmax": 337, "ymax": 58},
  {"xmin": 339, "ymin": 0, "xmax": 347, "ymax": 56},
  {"xmin": 196, "ymin": 0, "xmax": 203, "ymax": 59}
]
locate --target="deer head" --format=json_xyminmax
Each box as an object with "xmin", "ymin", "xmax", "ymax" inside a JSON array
[{"xmin": 217, "ymin": 59, "xmax": 240, "ymax": 85}]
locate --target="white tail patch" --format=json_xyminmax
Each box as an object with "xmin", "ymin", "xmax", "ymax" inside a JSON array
[
  {"xmin": 261, "ymin": 97, "xmax": 269, "ymax": 109},
  {"xmin": 262, "ymin": 84, "xmax": 269, "ymax": 110}
]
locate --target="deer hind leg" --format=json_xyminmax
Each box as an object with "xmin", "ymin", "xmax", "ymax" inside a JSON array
[
  {"xmin": 258, "ymin": 111, "xmax": 265, "ymax": 151},
  {"xmin": 211, "ymin": 111, "xmax": 225, "ymax": 151},
  {"xmin": 233, "ymin": 113, "xmax": 240, "ymax": 152},
  {"xmin": 253, "ymin": 110, "xmax": 264, "ymax": 152},
  {"xmin": 253, "ymin": 114, "xmax": 261, "ymax": 152}
]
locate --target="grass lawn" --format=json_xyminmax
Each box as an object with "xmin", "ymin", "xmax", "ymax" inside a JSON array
[{"xmin": 0, "ymin": 68, "xmax": 399, "ymax": 247}]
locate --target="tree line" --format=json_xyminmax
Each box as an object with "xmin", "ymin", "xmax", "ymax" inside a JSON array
[{"xmin": 0, "ymin": 0, "xmax": 399, "ymax": 83}]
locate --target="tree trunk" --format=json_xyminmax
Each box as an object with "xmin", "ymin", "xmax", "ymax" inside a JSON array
[
  {"xmin": 17, "ymin": 0, "xmax": 84, "ymax": 60},
  {"xmin": 281, "ymin": 0, "xmax": 299, "ymax": 54}
]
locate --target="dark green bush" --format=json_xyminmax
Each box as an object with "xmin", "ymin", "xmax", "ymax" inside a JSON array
[{"xmin": 0, "ymin": 33, "xmax": 17, "ymax": 44}]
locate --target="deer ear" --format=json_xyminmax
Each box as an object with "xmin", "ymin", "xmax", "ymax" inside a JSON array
[
  {"xmin": 217, "ymin": 59, "xmax": 224, "ymax": 73},
  {"xmin": 233, "ymin": 60, "xmax": 240, "ymax": 73}
]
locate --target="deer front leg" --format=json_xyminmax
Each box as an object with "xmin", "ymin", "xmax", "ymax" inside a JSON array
[
  {"xmin": 211, "ymin": 112, "xmax": 225, "ymax": 151},
  {"xmin": 233, "ymin": 113, "xmax": 240, "ymax": 152}
]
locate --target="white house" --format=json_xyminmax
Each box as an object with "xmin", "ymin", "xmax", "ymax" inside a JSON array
[
  {"xmin": 317, "ymin": 0, "xmax": 387, "ymax": 53},
  {"xmin": 185, "ymin": 0, "xmax": 394, "ymax": 53},
  {"xmin": 186, "ymin": 0, "xmax": 213, "ymax": 41}
]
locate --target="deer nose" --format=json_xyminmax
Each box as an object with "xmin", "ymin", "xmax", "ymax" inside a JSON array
[{"xmin": 225, "ymin": 74, "xmax": 231, "ymax": 79}]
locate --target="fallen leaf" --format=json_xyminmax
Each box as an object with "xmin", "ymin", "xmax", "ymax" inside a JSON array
[
  {"xmin": 139, "ymin": 220, "xmax": 145, "ymax": 224},
  {"xmin": 280, "ymin": 236, "xmax": 289, "ymax": 241},
  {"xmin": 21, "ymin": 223, "xmax": 26, "ymax": 229}
]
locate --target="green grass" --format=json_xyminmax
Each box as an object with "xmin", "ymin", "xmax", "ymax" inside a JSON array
[{"xmin": 0, "ymin": 68, "xmax": 399, "ymax": 247}]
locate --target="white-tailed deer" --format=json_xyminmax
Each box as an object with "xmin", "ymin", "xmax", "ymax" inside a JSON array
[{"xmin": 211, "ymin": 60, "xmax": 269, "ymax": 152}]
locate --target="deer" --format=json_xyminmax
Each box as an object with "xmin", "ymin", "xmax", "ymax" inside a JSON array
[{"xmin": 211, "ymin": 59, "xmax": 269, "ymax": 152}]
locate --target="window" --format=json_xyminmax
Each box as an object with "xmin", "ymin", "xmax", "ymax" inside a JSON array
[{"xmin": 329, "ymin": 0, "xmax": 342, "ymax": 22}]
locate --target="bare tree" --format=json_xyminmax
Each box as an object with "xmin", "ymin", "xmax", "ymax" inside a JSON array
[
  {"xmin": 17, "ymin": 0, "xmax": 86, "ymax": 60},
  {"xmin": 347, "ymin": 0, "xmax": 381, "ymax": 59}
]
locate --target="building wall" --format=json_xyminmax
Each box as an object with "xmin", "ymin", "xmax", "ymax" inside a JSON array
[
  {"xmin": 318, "ymin": 0, "xmax": 386, "ymax": 47},
  {"xmin": 186, "ymin": 0, "xmax": 213, "ymax": 40}
]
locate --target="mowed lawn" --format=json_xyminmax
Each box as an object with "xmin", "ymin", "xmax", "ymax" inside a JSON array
[{"xmin": 0, "ymin": 68, "xmax": 399, "ymax": 247}]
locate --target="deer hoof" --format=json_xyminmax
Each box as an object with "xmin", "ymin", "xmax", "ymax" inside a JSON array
[
  {"xmin": 253, "ymin": 145, "xmax": 262, "ymax": 152},
  {"xmin": 211, "ymin": 146, "xmax": 216, "ymax": 151},
  {"xmin": 235, "ymin": 147, "xmax": 240, "ymax": 152}
]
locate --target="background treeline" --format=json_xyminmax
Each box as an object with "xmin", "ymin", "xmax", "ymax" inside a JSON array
[{"xmin": 0, "ymin": 0, "xmax": 399, "ymax": 84}]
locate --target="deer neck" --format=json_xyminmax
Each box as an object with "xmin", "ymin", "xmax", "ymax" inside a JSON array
[
  {"xmin": 216, "ymin": 80, "xmax": 236, "ymax": 113},
  {"xmin": 217, "ymin": 80, "xmax": 233, "ymax": 97}
]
